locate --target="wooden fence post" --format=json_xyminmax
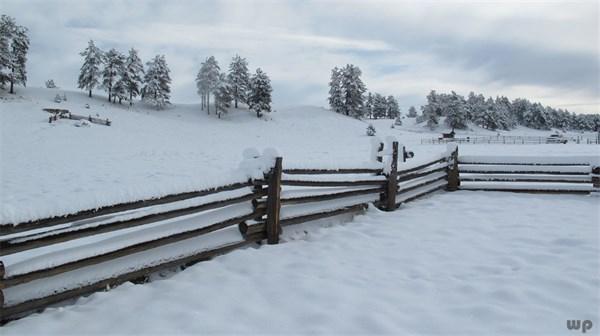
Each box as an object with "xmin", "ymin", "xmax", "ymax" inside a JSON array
[
  {"xmin": 385, "ymin": 142, "xmax": 399, "ymax": 211},
  {"xmin": 265, "ymin": 157, "xmax": 283, "ymax": 244},
  {"xmin": 446, "ymin": 147, "xmax": 460, "ymax": 191},
  {"xmin": 592, "ymin": 166, "xmax": 600, "ymax": 192}
]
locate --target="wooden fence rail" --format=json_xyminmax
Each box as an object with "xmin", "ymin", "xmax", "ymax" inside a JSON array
[{"xmin": 1, "ymin": 143, "xmax": 596, "ymax": 323}]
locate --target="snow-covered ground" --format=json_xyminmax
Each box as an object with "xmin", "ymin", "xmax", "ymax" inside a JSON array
[
  {"xmin": 3, "ymin": 191, "xmax": 598, "ymax": 335},
  {"xmin": 1, "ymin": 88, "xmax": 599, "ymax": 334},
  {"xmin": 1, "ymin": 87, "xmax": 598, "ymax": 224}
]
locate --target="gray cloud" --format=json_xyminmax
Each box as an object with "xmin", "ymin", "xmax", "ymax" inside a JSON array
[{"xmin": 2, "ymin": 0, "xmax": 598, "ymax": 113}]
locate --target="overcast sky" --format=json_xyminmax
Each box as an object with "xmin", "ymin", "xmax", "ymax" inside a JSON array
[{"xmin": 3, "ymin": 0, "xmax": 599, "ymax": 113}]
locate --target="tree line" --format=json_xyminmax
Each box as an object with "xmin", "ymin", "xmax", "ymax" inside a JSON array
[
  {"xmin": 420, "ymin": 90, "xmax": 600, "ymax": 132},
  {"xmin": 0, "ymin": 15, "xmax": 30, "ymax": 94},
  {"xmin": 195, "ymin": 55, "xmax": 272, "ymax": 118},
  {"xmin": 78, "ymin": 42, "xmax": 272, "ymax": 116},
  {"xmin": 77, "ymin": 40, "xmax": 169, "ymax": 108},
  {"xmin": 328, "ymin": 64, "xmax": 401, "ymax": 120}
]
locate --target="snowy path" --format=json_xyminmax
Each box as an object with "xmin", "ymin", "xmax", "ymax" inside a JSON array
[{"xmin": 4, "ymin": 191, "xmax": 598, "ymax": 335}]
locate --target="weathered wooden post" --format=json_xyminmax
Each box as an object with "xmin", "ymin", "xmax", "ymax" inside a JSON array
[
  {"xmin": 385, "ymin": 142, "xmax": 399, "ymax": 211},
  {"xmin": 446, "ymin": 146, "xmax": 460, "ymax": 191},
  {"xmin": 265, "ymin": 157, "xmax": 283, "ymax": 244},
  {"xmin": 592, "ymin": 166, "xmax": 600, "ymax": 193}
]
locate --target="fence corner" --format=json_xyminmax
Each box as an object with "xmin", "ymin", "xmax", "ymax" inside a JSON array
[
  {"xmin": 265, "ymin": 157, "xmax": 283, "ymax": 244},
  {"xmin": 446, "ymin": 147, "xmax": 460, "ymax": 191}
]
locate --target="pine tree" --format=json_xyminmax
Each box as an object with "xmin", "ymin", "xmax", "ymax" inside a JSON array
[
  {"xmin": 371, "ymin": 93, "xmax": 386, "ymax": 119},
  {"xmin": 444, "ymin": 91, "xmax": 467, "ymax": 129},
  {"xmin": 408, "ymin": 106, "xmax": 417, "ymax": 118},
  {"xmin": 78, "ymin": 40, "xmax": 103, "ymax": 98},
  {"xmin": 340, "ymin": 64, "xmax": 366, "ymax": 118},
  {"xmin": 247, "ymin": 68, "xmax": 272, "ymax": 118},
  {"xmin": 102, "ymin": 48, "xmax": 125, "ymax": 102},
  {"xmin": 364, "ymin": 92, "xmax": 374, "ymax": 118},
  {"xmin": 422, "ymin": 90, "xmax": 441, "ymax": 129},
  {"xmin": 143, "ymin": 55, "xmax": 171, "ymax": 109},
  {"xmin": 227, "ymin": 54, "xmax": 249, "ymax": 108},
  {"xmin": 214, "ymin": 73, "xmax": 233, "ymax": 119},
  {"xmin": 0, "ymin": 15, "xmax": 29, "ymax": 94},
  {"xmin": 118, "ymin": 48, "xmax": 144, "ymax": 105},
  {"xmin": 328, "ymin": 67, "xmax": 344, "ymax": 114},
  {"xmin": 196, "ymin": 60, "xmax": 209, "ymax": 111},
  {"xmin": 195, "ymin": 56, "xmax": 220, "ymax": 114},
  {"xmin": 385, "ymin": 95, "xmax": 400, "ymax": 119}
]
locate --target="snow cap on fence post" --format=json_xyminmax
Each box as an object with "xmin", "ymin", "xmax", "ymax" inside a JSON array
[
  {"xmin": 370, "ymin": 136, "xmax": 383, "ymax": 162},
  {"xmin": 445, "ymin": 143, "xmax": 458, "ymax": 156}
]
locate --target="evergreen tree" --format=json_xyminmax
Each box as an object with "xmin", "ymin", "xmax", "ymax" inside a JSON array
[
  {"xmin": 372, "ymin": 93, "xmax": 387, "ymax": 119},
  {"xmin": 385, "ymin": 95, "xmax": 400, "ymax": 119},
  {"xmin": 196, "ymin": 60, "xmax": 209, "ymax": 111},
  {"xmin": 78, "ymin": 40, "xmax": 103, "ymax": 98},
  {"xmin": 227, "ymin": 54, "xmax": 250, "ymax": 108},
  {"xmin": 421, "ymin": 90, "xmax": 441, "ymax": 129},
  {"xmin": 0, "ymin": 15, "xmax": 29, "ymax": 94},
  {"xmin": 102, "ymin": 48, "xmax": 125, "ymax": 102},
  {"xmin": 523, "ymin": 102, "xmax": 549, "ymax": 130},
  {"xmin": 214, "ymin": 73, "xmax": 233, "ymax": 119},
  {"xmin": 118, "ymin": 48, "xmax": 144, "ymax": 105},
  {"xmin": 444, "ymin": 91, "xmax": 467, "ymax": 129},
  {"xmin": 247, "ymin": 68, "xmax": 272, "ymax": 118},
  {"xmin": 0, "ymin": 16, "xmax": 29, "ymax": 94},
  {"xmin": 408, "ymin": 106, "xmax": 417, "ymax": 118},
  {"xmin": 340, "ymin": 64, "xmax": 366, "ymax": 118},
  {"xmin": 328, "ymin": 67, "xmax": 344, "ymax": 114},
  {"xmin": 196, "ymin": 56, "xmax": 220, "ymax": 114},
  {"xmin": 143, "ymin": 55, "xmax": 171, "ymax": 109},
  {"xmin": 364, "ymin": 92, "xmax": 374, "ymax": 119}
]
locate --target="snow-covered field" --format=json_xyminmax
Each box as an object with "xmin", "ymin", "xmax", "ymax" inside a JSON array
[
  {"xmin": 1, "ymin": 88, "xmax": 599, "ymax": 334},
  {"xmin": 1, "ymin": 87, "xmax": 598, "ymax": 224},
  {"xmin": 3, "ymin": 191, "xmax": 598, "ymax": 335}
]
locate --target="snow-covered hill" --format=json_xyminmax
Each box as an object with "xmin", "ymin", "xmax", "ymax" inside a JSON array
[{"xmin": 1, "ymin": 87, "xmax": 598, "ymax": 224}]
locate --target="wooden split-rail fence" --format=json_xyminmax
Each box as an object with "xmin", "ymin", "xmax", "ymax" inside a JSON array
[{"xmin": 1, "ymin": 144, "xmax": 598, "ymax": 323}]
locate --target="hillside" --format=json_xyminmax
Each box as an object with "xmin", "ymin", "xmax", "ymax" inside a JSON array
[{"xmin": 1, "ymin": 87, "xmax": 597, "ymax": 224}]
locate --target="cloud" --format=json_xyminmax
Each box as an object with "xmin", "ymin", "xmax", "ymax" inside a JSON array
[{"xmin": 2, "ymin": 0, "xmax": 598, "ymax": 113}]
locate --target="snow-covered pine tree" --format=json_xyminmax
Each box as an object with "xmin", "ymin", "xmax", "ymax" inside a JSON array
[
  {"xmin": 196, "ymin": 60, "xmax": 209, "ymax": 111},
  {"xmin": 118, "ymin": 48, "xmax": 144, "ymax": 106},
  {"xmin": 408, "ymin": 106, "xmax": 417, "ymax": 118},
  {"xmin": 78, "ymin": 40, "xmax": 103, "ymax": 98},
  {"xmin": 0, "ymin": 16, "xmax": 10, "ymax": 88},
  {"xmin": 421, "ymin": 90, "xmax": 441, "ymax": 129},
  {"xmin": 364, "ymin": 92, "xmax": 374, "ymax": 119},
  {"xmin": 340, "ymin": 64, "xmax": 366, "ymax": 118},
  {"xmin": 372, "ymin": 93, "xmax": 387, "ymax": 119},
  {"xmin": 495, "ymin": 96, "xmax": 515, "ymax": 129},
  {"xmin": 214, "ymin": 73, "xmax": 233, "ymax": 119},
  {"xmin": 522, "ymin": 102, "xmax": 550, "ymax": 130},
  {"xmin": 366, "ymin": 124, "xmax": 376, "ymax": 136},
  {"xmin": 143, "ymin": 55, "xmax": 171, "ymax": 109},
  {"xmin": 385, "ymin": 95, "xmax": 400, "ymax": 119},
  {"xmin": 0, "ymin": 15, "xmax": 29, "ymax": 94},
  {"xmin": 444, "ymin": 91, "xmax": 467, "ymax": 129},
  {"xmin": 204, "ymin": 56, "xmax": 221, "ymax": 114},
  {"xmin": 328, "ymin": 67, "xmax": 344, "ymax": 114},
  {"xmin": 247, "ymin": 68, "xmax": 272, "ymax": 118},
  {"xmin": 227, "ymin": 55, "xmax": 250, "ymax": 108},
  {"xmin": 102, "ymin": 48, "xmax": 125, "ymax": 102}
]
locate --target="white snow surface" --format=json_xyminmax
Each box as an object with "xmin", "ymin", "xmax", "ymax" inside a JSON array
[
  {"xmin": 3, "ymin": 88, "xmax": 598, "ymax": 225},
  {"xmin": 3, "ymin": 191, "xmax": 598, "ymax": 335}
]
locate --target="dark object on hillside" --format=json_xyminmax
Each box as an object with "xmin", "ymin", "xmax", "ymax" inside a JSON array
[
  {"xmin": 546, "ymin": 133, "xmax": 567, "ymax": 144},
  {"xmin": 43, "ymin": 108, "xmax": 111, "ymax": 126},
  {"xmin": 439, "ymin": 130, "xmax": 455, "ymax": 140}
]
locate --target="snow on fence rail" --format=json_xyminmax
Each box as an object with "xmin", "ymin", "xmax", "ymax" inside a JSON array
[
  {"xmin": 457, "ymin": 154, "xmax": 599, "ymax": 193},
  {"xmin": 421, "ymin": 134, "xmax": 600, "ymax": 145},
  {"xmin": 0, "ymin": 144, "xmax": 597, "ymax": 323}
]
